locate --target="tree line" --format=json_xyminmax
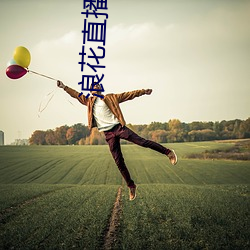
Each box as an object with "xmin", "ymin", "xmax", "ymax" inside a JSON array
[{"xmin": 29, "ymin": 118, "xmax": 250, "ymax": 145}]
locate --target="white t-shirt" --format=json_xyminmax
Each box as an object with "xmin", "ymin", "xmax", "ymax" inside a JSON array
[{"xmin": 93, "ymin": 97, "xmax": 120, "ymax": 132}]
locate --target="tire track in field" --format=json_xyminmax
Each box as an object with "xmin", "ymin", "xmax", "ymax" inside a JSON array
[
  {"xmin": 166, "ymin": 165, "xmax": 186, "ymax": 184},
  {"xmin": 103, "ymin": 186, "xmax": 122, "ymax": 250},
  {"xmin": 11, "ymin": 160, "xmax": 63, "ymax": 183},
  {"xmin": 79, "ymin": 158, "xmax": 113, "ymax": 185},
  {"xmin": 180, "ymin": 167, "xmax": 207, "ymax": 185},
  {"xmin": 54, "ymin": 159, "xmax": 83, "ymax": 184},
  {"xmin": 0, "ymin": 185, "xmax": 75, "ymax": 225},
  {"xmin": 0, "ymin": 162, "xmax": 22, "ymax": 171},
  {"xmin": 27, "ymin": 160, "xmax": 65, "ymax": 183},
  {"xmin": 79, "ymin": 158, "xmax": 103, "ymax": 185}
]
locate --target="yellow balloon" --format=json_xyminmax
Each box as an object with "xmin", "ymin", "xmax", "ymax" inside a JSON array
[{"xmin": 13, "ymin": 46, "xmax": 31, "ymax": 68}]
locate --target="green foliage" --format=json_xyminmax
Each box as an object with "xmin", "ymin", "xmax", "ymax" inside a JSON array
[
  {"xmin": 29, "ymin": 123, "xmax": 90, "ymax": 146},
  {"xmin": 29, "ymin": 118, "xmax": 250, "ymax": 145}
]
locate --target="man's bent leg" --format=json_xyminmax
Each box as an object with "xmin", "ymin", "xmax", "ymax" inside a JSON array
[
  {"xmin": 119, "ymin": 126, "xmax": 171, "ymax": 155},
  {"xmin": 104, "ymin": 132, "xmax": 135, "ymax": 187}
]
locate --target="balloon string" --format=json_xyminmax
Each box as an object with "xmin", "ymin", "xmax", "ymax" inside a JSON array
[
  {"xmin": 67, "ymin": 99, "xmax": 75, "ymax": 106},
  {"xmin": 28, "ymin": 69, "xmax": 58, "ymax": 81},
  {"xmin": 38, "ymin": 88, "xmax": 58, "ymax": 118}
]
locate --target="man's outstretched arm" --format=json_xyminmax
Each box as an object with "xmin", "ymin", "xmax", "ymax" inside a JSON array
[
  {"xmin": 57, "ymin": 80, "xmax": 88, "ymax": 106},
  {"xmin": 116, "ymin": 89, "xmax": 153, "ymax": 103}
]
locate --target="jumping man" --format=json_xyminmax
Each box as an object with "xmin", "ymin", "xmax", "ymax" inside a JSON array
[{"xmin": 57, "ymin": 81, "xmax": 177, "ymax": 201}]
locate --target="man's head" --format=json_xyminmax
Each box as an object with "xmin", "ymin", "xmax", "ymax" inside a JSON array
[{"xmin": 90, "ymin": 82, "xmax": 102, "ymax": 95}]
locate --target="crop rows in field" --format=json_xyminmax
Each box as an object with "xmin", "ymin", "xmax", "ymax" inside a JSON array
[
  {"xmin": 0, "ymin": 141, "xmax": 250, "ymax": 249},
  {"xmin": 0, "ymin": 145, "xmax": 122, "ymax": 185},
  {"xmin": 120, "ymin": 184, "xmax": 250, "ymax": 250},
  {"xmin": 0, "ymin": 184, "xmax": 119, "ymax": 249},
  {"xmin": 109, "ymin": 184, "xmax": 250, "ymax": 249},
  {"xmin": 1, "ymin": 143, "xmax": 249, "ymax": 186},
  {"xmin": 1, "ymin": 183, "xmax": 249, "ymax": 249}
]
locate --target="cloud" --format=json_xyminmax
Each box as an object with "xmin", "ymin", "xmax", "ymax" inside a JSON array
[
  {"xmin": 107, "ymin": 22, "xmax": 155, "ymax": 45},
  {"xmin": 106, "ymin": 22, "xmax": 168, "ymax": 65},
  {"xmin": 35, "ymin": 31, "xmax": 78, "ymax": 48},
  {"xmin": 32, "ymin": 31, "xmax": 79, "ymax": 63},
  {"xmin": 30, "ymin": 23, "xmax": 173, "ymax": 70},
  {"xmin": 30, "ymin": 31, "xmax": 82, "ymax": 82}
]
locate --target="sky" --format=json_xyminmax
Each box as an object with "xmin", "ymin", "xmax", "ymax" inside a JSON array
[{"xmin": 0, "ymin": 0, "xmax": 249, "ymax": 144}]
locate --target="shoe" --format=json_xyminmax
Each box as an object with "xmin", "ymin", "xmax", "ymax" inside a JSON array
[
  {"xmin": 129, "ymin": 185, "xmax": 137, "ymax": 201},
  {"xmin": 168, "ymin": 150, "xmax": 178, "ymax": 165}
]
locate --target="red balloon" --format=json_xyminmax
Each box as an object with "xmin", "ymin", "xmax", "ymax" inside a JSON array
[{"xmin": 6, "ymin": 65, "xmax": 27, "ymax": 79}]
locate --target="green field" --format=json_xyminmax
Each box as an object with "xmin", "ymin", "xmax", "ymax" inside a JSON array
[{"xmin": 0, "ymin": 141, "xmax": 249, "ymax": 249}]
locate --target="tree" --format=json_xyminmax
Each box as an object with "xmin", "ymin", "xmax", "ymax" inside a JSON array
[
  {"xmin": 239, "ymin": 118, "xmax": 250, "ymax": 138},
  {"xmin": 189, "ymin": 121, "xmax": 204, "ymax": 131},
  {"xmin": 29, "ymin": 130, "xmax": 46, "ymax": 145},
  {"xmin": 233, "ymin": 119, "xmax": 242, "ymax": 139},
  {"xmin": 188, "ymin": 129, "xmax": 216, "ymax": 141},
  {"xmin": 150, "ymin": 130, "xmax": 167, "ymax": 143},
  {"xmin": 45, "ymin": 129, "xmax": 57, "ymax": 145},
  {"xmin": 167, "ymin": 119, "xmax": 184, "ymax": 142},
  {"xmin": 54, "ymin": 125, "xmax": 69, "ymax": 145},
  {"xmin": 181, "ymin": 122, "xmax": 189, "ymax": 142},
  {"xmin": 66, "ymin": 127, "xmax": 76, "ymax": 145},
  {"xmin": 213, "ymin": 122, "xmax": 221, "ymax": 139},
  {"xmin": 147, "ymin": 121, "xmax": 167, "ymax": 131},
  {"xmin": 78, "ymin": 138, "xmax": 86, "ymax": 145},
  {"xmin": 29, "ymin": 118, "xmax": 250, "ymax": 145},
  {"xmin": 71, "ymin": 123, "xmax": 90, "ymax": 144},
  {"xmin": 86, "ymin": 128, "xmax": 106, "ymax": 145},
  {"xmin": 66, "ymin": 123, "xmax": 90, "ymax": 145}
]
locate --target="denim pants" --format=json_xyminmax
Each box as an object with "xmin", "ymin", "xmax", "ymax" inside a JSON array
[{"xmin": 104, "ymin": 124, "xmax": 171, "ymax": 187}]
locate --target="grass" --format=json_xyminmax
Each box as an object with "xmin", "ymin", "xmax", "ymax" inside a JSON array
[
  {"xmin": 0, "ymin": 184, "xmax": 118, "ymax": 249},
  {"xmin": 0, "ymin": 141, "xmax": 250, "ymax": 249},
  {"xmin": 0, "ymin": 145, "xmax": 121, "ymax": 185},
  {"xmin": 120, "ymin": 184, "xmax": 250, "ymax": 250}
]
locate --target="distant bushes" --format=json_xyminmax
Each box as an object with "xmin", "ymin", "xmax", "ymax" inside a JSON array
[{"xmin": 187, "ymin": 140, "xmax": 250, "ymax": 161}]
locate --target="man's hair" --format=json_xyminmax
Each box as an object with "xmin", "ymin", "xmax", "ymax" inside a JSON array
[{"xmin": 90, "ymin": 82, "xmax": 100, "ymax": 90}]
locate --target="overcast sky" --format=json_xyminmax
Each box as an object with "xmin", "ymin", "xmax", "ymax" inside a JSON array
[{"xmin": 0, "ymin": 0, "xmax": 249, "ymax": 144}]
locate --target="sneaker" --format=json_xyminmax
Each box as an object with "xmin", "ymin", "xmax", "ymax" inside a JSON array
[
  {"xmin": 168, "ymin": 150, "xmax": 178, "ymax": 165},
  {"xmin": 129, "ymin": 185, "xmax": 137, "ymax": 201}
]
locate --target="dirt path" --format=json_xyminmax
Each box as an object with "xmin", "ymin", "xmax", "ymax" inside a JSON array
[{"xmin": 103, "ymin": 186, "xmax": 123, "ymax": 250}]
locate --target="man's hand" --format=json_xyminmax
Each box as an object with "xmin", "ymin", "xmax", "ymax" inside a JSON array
[
  {"xmin": 145, "ymin": 89, "xmax": 152, "ymax": 95},
  {"xmin": 57, "ymin": 80, "xmax": 65, "ymax": 89}
]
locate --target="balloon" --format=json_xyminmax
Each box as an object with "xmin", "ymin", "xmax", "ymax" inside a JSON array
[
  {"xmin": 6, "ymin": 65, "xmax": 27, "ymax": 79},
  {"xmin": 7, "ymin": 58, "xmax": 17, "ymax": 67},
  {"xmin": 13, "ymin": 46, "xmax": 31, "ymax": 68}
]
